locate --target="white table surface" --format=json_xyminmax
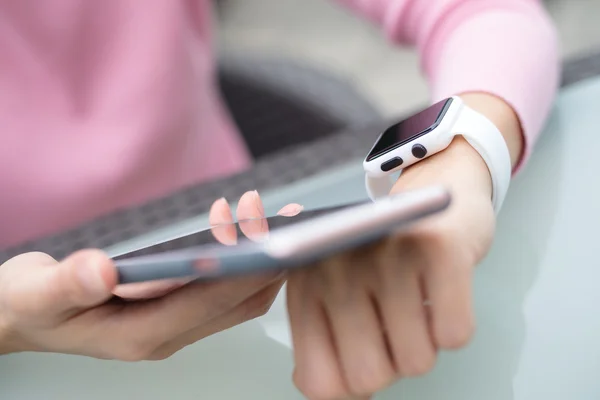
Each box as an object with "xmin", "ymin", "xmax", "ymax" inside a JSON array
[{"xmin": 2, "ymin": 76, "xmax": 600, "ymax": 399}]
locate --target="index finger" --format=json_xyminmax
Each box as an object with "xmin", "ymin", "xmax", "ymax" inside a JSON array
[
  {"xmin": 209, "ymin": 197, "xmax": 237, "ymax": 245},
  {"xmin": 120, "ymin": 272, "xmax": 283, "ymax": 342},
  {"xmin": 236, "ymin": 191, "xmax": 269, "ymax": 241}
]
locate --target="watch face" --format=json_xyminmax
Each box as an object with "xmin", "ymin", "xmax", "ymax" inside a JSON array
[{"xmin": 367, "ymin": 98, "xmax": 453, "ymax": 161}]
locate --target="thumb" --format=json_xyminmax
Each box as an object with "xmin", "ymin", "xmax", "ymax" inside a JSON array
[{"xmin": 37, "ymin": 250, "xmax": 117, "ymax": 317}]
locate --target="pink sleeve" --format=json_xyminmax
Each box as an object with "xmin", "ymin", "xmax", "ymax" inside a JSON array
[{"xmin": 334, "ymin": 0, "xmax": 561, "ymax": 170}]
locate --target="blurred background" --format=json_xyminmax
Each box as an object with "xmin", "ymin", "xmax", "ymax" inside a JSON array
[
  {"xmin": 6, "ymin": 0, "xmax": 600, "ymax": 260},
  {"xmin": 216, "ymin": 0, "xmax": 600, "ymax": 118}
]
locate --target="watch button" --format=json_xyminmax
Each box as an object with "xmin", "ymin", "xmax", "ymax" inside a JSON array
[
  {"xmin": 411, "ymin": 144, "xmax": 427, "ymax": 159},
  {"xmin": 381, "ymin": 157, "xmax": 403, "ymax": 172}
]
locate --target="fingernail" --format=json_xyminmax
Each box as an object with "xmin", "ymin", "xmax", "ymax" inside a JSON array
[
  {"xmin": 277, "ymin": 203, "xmax": 304, "ymax": 217},
  {"xmin": 76, "ymin": 256, "xmax": 108, "ymax": 296},
  {"xmin": 212, "ymin": 197, "xmax": 229, "ymax": 209},
  {"xmin": 210, "ymin": 197, "xmax": 233, "ymax": 227},
  {"xmin": 253, "ymin": 190, "xmax": 265, "ymax": 214}
]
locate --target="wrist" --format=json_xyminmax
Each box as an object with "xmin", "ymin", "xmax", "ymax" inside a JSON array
[
  {"xmin": 394, "ymin": 93, "xmax": 521, "ymax": 199},
  {"xmin": 393, "ymin": 136, "xmax": 492, "ymax": 197}
]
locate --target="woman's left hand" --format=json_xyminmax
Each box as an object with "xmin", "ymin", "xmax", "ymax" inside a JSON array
[
  {"xmin": 288, "ymin": 136, "xmax": 495, "ymax": 400},
  {"xmin": 288, "ymin": 93, "xmax": 523, "ymax": 400}
]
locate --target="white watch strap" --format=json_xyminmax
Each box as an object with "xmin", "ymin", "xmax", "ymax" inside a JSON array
[
  {"xmin": 365, "ymin": 104, "xmax": 512, "ymax": 214},
  {"xmin": 365, "ymin": 173, "xmax": 397, "ymax": 202},
  {"xmin": 451, "ymin": 105, "xmax": 512, "ymax": 213}
]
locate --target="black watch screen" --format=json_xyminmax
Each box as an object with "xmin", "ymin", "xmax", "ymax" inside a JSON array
[{"xmin": 367, "ymin": 98, "xmax": 453, "ymax": 161}]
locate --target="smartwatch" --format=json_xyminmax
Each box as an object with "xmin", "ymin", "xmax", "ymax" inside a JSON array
[{"xmin": 363, "ymin": 96, "xmax": 511, "ymax": 214}]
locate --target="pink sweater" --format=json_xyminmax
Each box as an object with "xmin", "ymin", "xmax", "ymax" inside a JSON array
[{"xmin": 0, "ymin": 0, "xmax": 559, "ymax": 247}]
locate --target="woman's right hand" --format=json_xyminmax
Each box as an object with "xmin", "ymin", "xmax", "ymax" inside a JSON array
[
  {"xmin": 0, "ymin": 191, "xmax": 296, "ymax": 360},
  {"xmin": 0, "ymin": 249, "xmax": 283, "ymax": 359}
]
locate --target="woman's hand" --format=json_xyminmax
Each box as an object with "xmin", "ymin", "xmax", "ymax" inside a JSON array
[
  {"xmin": 112, "ymin": 191, "xmax": 301, "ymax": 300},
  {"xmin": 0, "ymin": 250, "xmax": 283, "ymax": 359},
  {"xmin": 287, "ymin": 93, "xmax": 524, "ymax": 399},
  {"xmin": 0, "ymin": 192, "xmax": 300, "ymax": 359}
]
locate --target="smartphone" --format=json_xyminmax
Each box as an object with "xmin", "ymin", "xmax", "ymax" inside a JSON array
[{"xmin": 113, "ymin": 186, "xmax": 451, "ymax": 284}]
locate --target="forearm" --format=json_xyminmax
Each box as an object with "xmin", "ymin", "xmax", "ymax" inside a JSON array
[
  {"xmin": 426, "ymin": 5, "xmax": 560, "ymax": 170},
  {"xmin": 336, "ymin": 0, "xmax": 560, "ymax": 170}
]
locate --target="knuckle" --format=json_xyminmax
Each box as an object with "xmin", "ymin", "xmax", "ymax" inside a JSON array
[
  {"xmin": 393, "ymin": 229, "xmax": 448, "ymax": 270},
  {"xmin": 256, "ymin": 297, "xmax": 275, "ymax": 317},
  {"xmin": 437, "ymin": 322, "xmax": 475, "ymax": 349},
  {"xmin": 114, "ymin": 348, "xmax": 149, "ymax": 362},
  {"xmin": 317, "ymin": 263, "xmax": 357, "ymax": 306},
  {"xmin": 146, "ymin": 347, "xmax": 178, "ymax": 361},
  {"xmin": 242, "ymin": 288, "xmax": 278, "ymax": 321},
  {"xmin": 405, "ymin": 219, "xmax": 487, "ymax": 272},
  {"xmin": 397, "ymin": 351, "xmax": 437, "ymax": 377},
  {"xmin": 341, "ymin": 351, "xmax": 396, "ymax": 396},
  {"xmin": 293, "ymin": 371, "xmax": 347, "ymax": 400},
  {"xmin": 112, "ymin": 339, "xmax": 159, "ymax": 362},
  {"xmin": 245, "ymin": 300, "xmax": 270, "ymax": 321},
  {"xmin": 401, "ymin": 230, "xmax": 477, "ymax": 277},
  {"xmin": 404, "ymin": 224, "xmax": 447, "ymax": 247},
  {"xmin": 346, "ymin": 365, "xmax": 394, "ymax": 396}
]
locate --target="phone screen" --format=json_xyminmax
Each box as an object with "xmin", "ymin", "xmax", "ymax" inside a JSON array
[{"xmin": 113, "ymin": 202, "xmax": 363, "ymax": 261}]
